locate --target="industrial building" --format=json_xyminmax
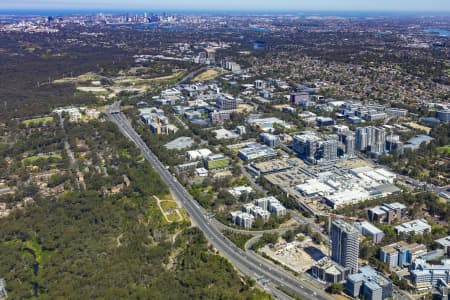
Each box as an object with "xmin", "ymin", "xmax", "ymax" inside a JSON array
[
  {"xmin": 380, "ymin": 241, "xmax": 427, "ymax": 270},
  {"xmin": 331, "ymin": 219, "xmax": 360, "ymax": 274},
  {"xmin": 354, "ymin": 222, "xmax": 385, "ymax": 244},
  {"xmin": 296, "ymin": 167, "xmax": 399, "ymax": 209},
  {"xmin": 345, "ymin": 265, "xmax": 392, "ymax": 300},
  {"xmin": 395, "ymin": 219, "xmax": 431, "ymax": 236}
]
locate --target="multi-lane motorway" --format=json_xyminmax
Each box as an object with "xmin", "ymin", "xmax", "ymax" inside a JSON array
[{"xmin": 106, "ymin": 102, "xmax": 332, "ymax": 300}]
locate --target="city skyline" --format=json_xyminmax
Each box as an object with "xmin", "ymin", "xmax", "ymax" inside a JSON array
[{"xmin": 1, "ymin": 0, "xmax": 450, "ymax": 12}]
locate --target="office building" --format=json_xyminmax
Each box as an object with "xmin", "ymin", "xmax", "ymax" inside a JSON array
[
  {"xmin": 238, "ymin": 143, "xmax": 278, "ymax": 161},
  {"xmin": 395, "ymin": 219, "xmax": 431, "ymax": 236},
  {"xmin": 345, "ymin": 135, "xmax": 356, "ymax": 157},
  {"xmin": 293, "ymin": 133, "xmax": 339, "ymax": 163},
  {"xmin": 331, "ymin": 219, "xmax": 360, "ymax": 274},
  {"xmin": 317, "ymin": 117, "xmax": 335, "ymax": 127},
  {"xmin": 236, "ymin": 125, "xmax": 247, "ymax": 135},
  {"xmin": 209, "ymin": 110, "xmax": 231, "ymax": 124},
  {"xmin": 346, "ymin": 265, "xmax": 392, "ymax": 300},
  {"xmin": 242, "ymin": 203, "xmax": 271, "ymax": 222},
  {"xmin": 230, "ymin": 211, "xmax": 254, "ymax": 229},
  {"xmin": 254, "ymin": 80, "xmax": 265, "ymax": 89},
  {"xmin": 216, "ymin": 96, "xmax": 237, "ymax": 111},
  {"xmin": 386, "ymin": 108, "xmax": 408, "ymax": 117},
  {"xmin": 356, "ymin": 127, "xmax": 369, "ymax": 151},
  {"xmin": 368, "ymin": 202, "xmax": 406, "ymax": 224},
  {"xmin": 321, "ymin": 139, "xmax": 338, "ymax": 161},
  {"xmin": 0, "ymin": 279, "xmax": 6, "ymax": 300},
  {"xmin": 260, "ymin": 133, "xmax": 279, "ymax": 147},
  {"xmin": 438, "ymin": 110, "xmax": 450, "ymax": 122},
  {"xmin": 436, "ymin": 236, "xmax": 450, "ymax": 256},
  {"xmin": 292, "ymin": 133, "xmax": 321, "ymax": 162},
  {"xmin": 411, "ymin": 259, "xmax": 450, "ymax": 290},
  {"xmin": 356, "ymin": 126, "xmax": 386, "ymax": 153},
  {"xmin": 380, "ymin": 241, "xmax": 427, "ymax": 270},
  {"xmin": 354, "ymin": 222, "xmax": 385, "ymax": 244},
  {"xmin": 186, "ymin": 149, "xmax": 212, "ymax": 161},
  {"xmin": 312, "ymin": 257, "xmax": 350, "ymax": 283},
  {"xmin": 290, "ymin": 92, "xmax": 310, "ymax": 106}
]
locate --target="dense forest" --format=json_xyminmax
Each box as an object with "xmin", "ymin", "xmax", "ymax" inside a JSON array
[{"xmin": 0, "ymin": 120, "xmax": 268, "ymax": 299}]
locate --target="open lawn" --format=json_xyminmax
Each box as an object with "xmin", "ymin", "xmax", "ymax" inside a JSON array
[
  {"xmin": 438, "ymin": 146, "xmax": 450, "ymax": 154},
  {"xmin": 192, "ymin": 69, "xmax": 220, "ymax": 82},
  {"xmin": 22, "ymin": 154, "xmax": 62, "ymax": 165},
  {"xmin": 22, "ymin": 116, "xmax": 54, "ymax": 126},
  {"xmin": 113, "ymin": 71, "xmax": 185, "ymax": 86}
]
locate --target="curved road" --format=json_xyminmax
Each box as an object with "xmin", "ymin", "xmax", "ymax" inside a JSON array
[{"xmin": 107, "ymin": 102, "xmax": 332, "ymax": 300}]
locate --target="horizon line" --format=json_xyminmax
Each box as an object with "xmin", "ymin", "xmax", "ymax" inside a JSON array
[{"xmin": 1, "ymin": 8, "xmax": 450, "ymax": 15}]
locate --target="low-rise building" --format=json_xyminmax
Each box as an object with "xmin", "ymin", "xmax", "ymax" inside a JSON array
[
  {"xmin": 380, "ymin": 241, "xmax": 427, "ymax": 270},
  {"xmin": 213, "ymin": 128, "xmax": 239, "ymax": 140},
  {"xmin": 395, "ymin": 219, "xmax": 431, "ymax": 236},
  {"xmin": 230, "ymin": 211, "xmax": 254, "ymax": 229},
  {"xmin": 228, "ymin": 186, "xmax": 253, "ymax": 198},
  {"xmin": 196, "ymin": 168, "xmax": 209, "ymax": 177},
  {"xmin": 438, "ymin": 110, "xmax": 450, "ymax": 122},
  {"xmin": 242, "ymin": 203, "xmax": 271, "ymax": 222},
  {"xmin": 186, "ymin": 149, "xmax": 212, "ymax": 161},
  {"xmin": 436, "ymin": 236, "xmax": 450, "ymax": 256},
  {"xmin": 312, "ymin": 257, "xmax": 350, "ymax": 283},
  {"xmin": 260, "ymin": 133, "xmax": 279, "ymax": 147},
  {"xmin": 345, "ymin": 265, "xmax": 392, "ymax": 300},
  {"xmin": 411, "ymin": 259, "xmax": 450, "ymax": 290},
  {"xmin": 0, "ymin": 279, "xmax": 6, "ymax": 300},
  {"xmin": 238, "ymin": 143, "xmax": 278, "ymax": 161},
  {"xmin": 354, "ymin": 221, "xmax": 385, "ymax": 244},
  {"xmin": 368, "ymin": 202, "xmax": 406, "ymax": 224}
]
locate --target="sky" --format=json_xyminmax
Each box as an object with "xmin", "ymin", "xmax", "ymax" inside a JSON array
[{"xmin": 1, "ymin": 0, "xmax": 450, "ymax": 12}]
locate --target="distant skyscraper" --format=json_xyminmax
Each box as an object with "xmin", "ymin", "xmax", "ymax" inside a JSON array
[{"xmin": 331, "ymin": 219, "xmax": 360, "ymax": 274}]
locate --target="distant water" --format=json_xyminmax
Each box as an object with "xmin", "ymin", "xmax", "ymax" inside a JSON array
[{"xmin": 423, "ymin": 29, "xmax": 450, "ymax": 37}]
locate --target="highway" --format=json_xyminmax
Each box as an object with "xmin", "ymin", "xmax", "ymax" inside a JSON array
[{"xmin": 106, "ymin": 102, "xmax": 332, "ymax": 300}]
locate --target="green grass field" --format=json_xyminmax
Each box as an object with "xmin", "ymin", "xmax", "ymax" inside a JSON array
[
  {"xmin": 438, "ymin": 146, "xmax": 450, "ymax": 154},
  {"xmin": 22, "ymin": 116, "xmax": 54, "ymax": 126},
  {"xmin": 22, "ymin": 154, "xmax": 62, "ymax": 165}
]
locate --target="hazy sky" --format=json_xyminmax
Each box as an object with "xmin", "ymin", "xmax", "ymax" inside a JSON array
[{"xmin": 1, "ymin": 0, "xmax": 450, "ymax": 12}]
